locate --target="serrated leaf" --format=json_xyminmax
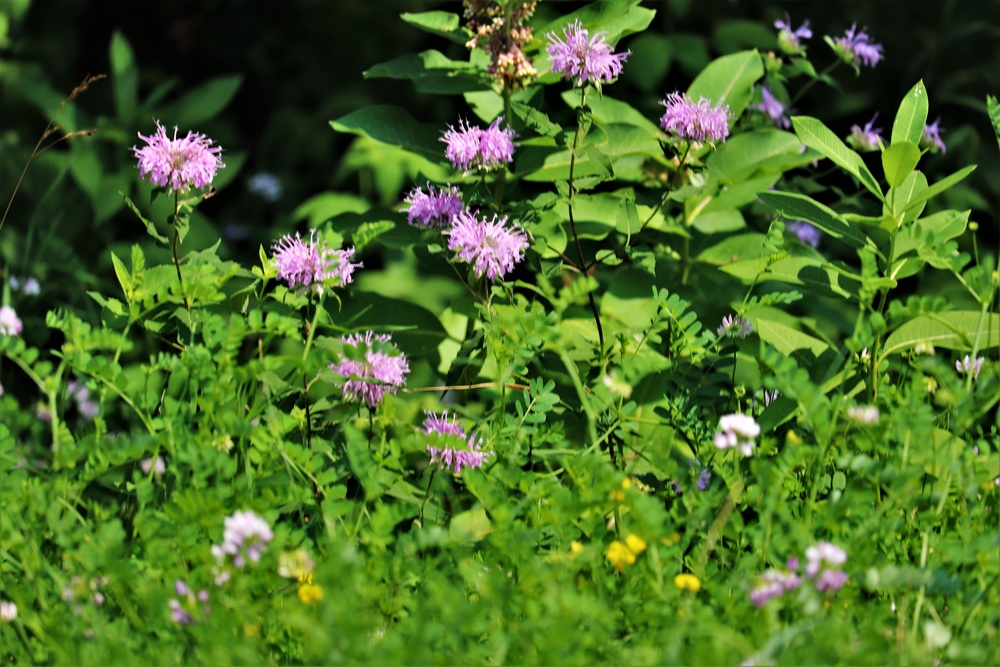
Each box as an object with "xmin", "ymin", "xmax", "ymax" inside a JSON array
[{"xmin": 511, "ymin": 101, "xmax": 562, "ymax": 137}]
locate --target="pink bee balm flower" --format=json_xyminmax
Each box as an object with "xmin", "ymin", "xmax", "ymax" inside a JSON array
[
  {"xmin": 546, "ymin": 19, "xmax": 630, "ymax": 88},
  {"xmin": 750, "ymin": 568, "xmax": 803, "ymax": 607},
  {"xmin": 805, "ymin": 541, "xmax": 847, "ymax": 578},
  {"xmin": 403, "ymin": 184, "xmax": 463, "ymax": 228},
  {"xmin": 441, "ymin": 117, "xmax": 516, "ymax": 172},
  {"xmin": 423, "ymin": 411, "xmax": 493, "ymax": 474},
  {"xmin": 446, "ymin": 210, "xmax": 529, "ymax": 281},
  {"xmin": 834, "ymin": 24, "xmax": 883, "ymax": 69},
  {"xmin": 774, "ymin": 16, "xmax": 812, "ymax": 54},
  {"xmin": 921, "ymin": 118, "xmax": 946, "ymax": 154},
  {"xmin": 659, "ymin": 92, "xmax": 731, "ymax": 145},
  {"xmin": 132, "ymin": 120, "xmax": 224, "ymax": 192},
  {"xmin": 330, "ymin": 331, "xmax": 410, "ymax": 407},
  {"xmin": 272, "ymin": 229, "xmax": 361, "ymax": 290},
  {"xmin": 754, "ymin": 86, "xmax": 791, "ymax": 129},
  {"xmin": 847, "ymin": 114, "xmax": 883, "ymax": 152}
]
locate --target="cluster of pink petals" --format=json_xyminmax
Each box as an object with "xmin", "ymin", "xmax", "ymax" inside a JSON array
[
  {"xmin": 774, "ymin": 16, "xmax": 812, "ymax": 53},
  {"xmin": 751, "ymin": 542, "xmax": 849, "ymax": 606},
  {"xmin": 0, "ymin": 305, "xmax": 23, "ymax": 336},
  {"xmin": 271, "ymin": 229, "xmax": 361, "ymax": 290},
  {"xmin": 423, "ymin": 411, "xmax": 492, "ymax": 474},
  {"xmin": 713, "ymin": 413, "xmax": 760, "ymax": 457},
  {"xmin": 659, "ymin": 92, "xmax": 731, "ymax": 144},
  {"xmin": 330, "ymin": 331, "xmax": 410, "ymax": 407},
  {"xmin": 922, "ymin": 119, "xmax": 947, "ymax": 154},
  {"xmin": 956, "ymin": 354, "xmax": 983, "ymax": 380},
  {"xmin": 717, "ymin": 314, "xmax": 753, "ymax": 339},
  {"xmin": 403, "ymin": 184, "xmax": 464, "ymax": 228},
  {"xmin": 847, "ymin": 114, "xmax": 883, "ymax": 152},
  {"xmin": 211, "ymin": 510, "xmax": 273, "ymax": 569},
  {"xmin": 441, "ymin": 117, "xmax": 516, "ymax": 172},
  {"xmin": 446, "ymin": 210, "xmax": 529, "ymax": 281},
  {"xmin": 132, "ymin": 120, "xmax": 225, "ymax": 192},
  {"xmin": 754, "ymin": 86, "xmax": 791, "ymax": 129},
  {"xmin": 546, "ymin": 19, "xmax": 630, "ymax": 87},
  {"xmin": 750, "ymin": 568, "xmax": 803, "ymax": 607}
]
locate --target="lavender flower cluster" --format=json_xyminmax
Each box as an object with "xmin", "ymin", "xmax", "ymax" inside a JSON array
[
  {"xmin": 211, "ymin": 510, "xmax": 274, "ymax": 572},
  {"xmin": 132, "ymin": 120, "xmax": 225, "ymax": 193},
  {"xmin": 271, "ymin": 229, "xmax": 361, "ymax": 291},
  {"xmin": 329, "ymin": 331, "xmax": 410, "ymax": 408},
  {"xmin": 750, "ymin": 542, "xmax": 849, "ymax": 607},
  {"xmin": 546, "ymin": 19, "xmax": 630, "ymax": 89},
  {"xmin": 714, "ymin": 413, "xmax": 761, "ymax": 457},
  {"xmin": 423, "ymin": 411, "xmax": 492, "ymax": 474}
]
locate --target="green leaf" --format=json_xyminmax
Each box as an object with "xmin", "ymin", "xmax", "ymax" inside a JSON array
[
  {"xmin": 758, "ymin": 191, "xmax": 870, "ymax": 250},
  {"xmin": 615, "ymin": 196, "xmax": 642, "ymax": 236},
  {"xmin": 988, "ymin": 95, "xmax": 1000, "ymax": 151},
  {"xmin": 364, "ymin": 51, "xmax": 487, "ymax": 95},
  {"xmin": 539, "ymin": 0, "xmax": 655, "ymax": 45},
  {"xmin": 449, "ymin": 507, "xmax": 493, "ymax": 544},
  {"xmin": 791, "ymin": 116, "xmax": 883, "ymax": 200},
  {"xmin": 510, "ymin": 101, "xmax": 563, "ymax": 137},
  {"xmin": 109, "ymin": 30, "xmax": 137, "ymax": 124},
  {"xmin": 720, "ymin": 255, "xmax": 863, "ymax": 302},
  {"xmin": 111, "ymin": 252, "xmax": 131, "ymax": 299},
  {"xmin": 881, "ymin": 141, "xmax": 921, "ymax": 188},
  {"xmin": 902, "ymin": 165, "xmax": 977, "ymax": 213},
  {"xmin": 400, "ymin": 10, "xmax": 466, "ymax": 44},
  {"xmin": 169, "ymin": 74, "xmax": 243, "ymax": 128},
  {"xmin": 755, "ymin": 318, "xmax": 830, "ymax": 357},
  {"xmin": 331, "ymin": 105, "xmax": 444, "ymax": 160},
  {"xmin": 885, "ymin": 170, "xmax": 928, "ymax": 223},
  {"xmin": 585, "ymin": 144, "xmax": 614, "ymax": 178},
  {"xmin": 891, "ymin": 80, "xmax": 928, "ymax": 147},
  {"xmin": 121, "ymin": 192, "xmax": 168, "ymax": 245},
  {"xmin": 707, "ymin": 128, "xmax": 808, "ymax": 183},
  {"xmin": 883, "ymin": 311, "xmax": 1000, "ymax": 356},
  {"xmin": 687, "ymin": 50, "xmax": 764, "ymax": 118}
]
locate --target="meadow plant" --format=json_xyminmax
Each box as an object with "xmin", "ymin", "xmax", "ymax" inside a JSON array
[{"xmin": 1, "ymin": 1, "xmax": 999, "ymax": 664}]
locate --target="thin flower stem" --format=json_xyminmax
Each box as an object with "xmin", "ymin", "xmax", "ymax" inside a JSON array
[
  {"xmin": 170, "ymin": 193, "xmax": 192, "ymax": 314},
  {"xmin": 789, "ymin": 60, "xmax": 841, "ymax": 107},
  {"xmin": 419, "ymin": 468, "xmax": 438, "ymax": 525}
]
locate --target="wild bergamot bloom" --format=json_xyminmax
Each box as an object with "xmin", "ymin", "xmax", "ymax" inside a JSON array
[
  {"xmin": 921, "ymin": 118, "xmax": 947, "ymax": 154},
  {"xmin": 446, "ymin": 209, "xmax": 529, "ymax": 281},
  {"xmin": 832, "ymin": 23, "xmax": 883, "ymax": 69},
  {"xmin": 441, "ymin": 117, "xmax": 516, "ymax": 172},
  {"xmin": 211, "ymin": 510, "xmax": 274, "ymax": 569},
  {"xmin": 132, "ymin": 120, "xmax": 224, "ymax": 192},
  {"xmin": 774, "ymin": 16, "xmax": 812, "ymax": 54},
  {"xmin": 403, "ymin": 184, "xmax": 463, "ymax": 228},
  {"xmin": 847, "ymin": 114, "xmax": 883, "ymax": 152},
  {"xmin": 754, "ymin": 86, "xmax": 791, "ymax": 129},
  {"xmin": 423, "ymin": 411, "xmax": 493, "ymax": 474},
  {"xmin": 546, "ymin": 18, "xmax": 630, "ymax": 89},
  {"xmin": 714, "ymin": 413, "xmax": 760, "ymax": 457},
  {"xmin": 329, "ymin": 331, "xmax": 410, "ymax": 407},
  {"xmin": 659, "ymin": 92, "xmax": 731, "ymax": 145},
  {"xmin": 272, "ymin": 229, "xmax": 361, "ymax": 290}
]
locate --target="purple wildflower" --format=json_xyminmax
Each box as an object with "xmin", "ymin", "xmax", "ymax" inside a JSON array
[
  {"xmin": 423, "ymin": 411, "xmax": 492, "ymax": 475},
  {"xmin": 8, "ymin": 275, "xmax": 40, "ymax": 295},
  {"xmin": 696, "ymin": 467, "xmax": 712, "ymax": 491},
  {"xmin": 805, "ymin": 542, "xmax": 847, "ymax": 578},
  {"xmin": 755, "ymin": 86, "xmax": 791, "ymax": 129},
  {"xmin": 546, "ymin": 19, "xmax": 630, "ymax": 89},
  {"xmin": 834, "ymin": 24, "xmax": 883, "ymax": 69},
  {"xmin": 132, "ymin": 120, "xmax": 224, "ymax": 192},
  {"xmin": 847, "ymin": 114, "xmax": 883, "ymax": 152},
  {"xmin": 169, "ymin": 579, "xmax": 210, "ymax": 624},
  {"xmin": 441, "ymin": 117, "xmax": 516, "ymax": 172},
  {"xmin": 788, "ymin": 220, "xmax": 822, "ymax": 248},
  {"xmin": 329, "ymin": 331, "xmax": 410, "ymax": 407},
  {"xmin": 140, "ymin": 456, "xmax": 165, "ymax": 478},
  {"xmin": 211, "ymin": 510, "xmax": 274, "ymax": 569},
  {"xmin": 272, "ymin": 229, "xmax": 361, "ymax": 290},
  {"xmin": 169, "ymin": 599, "xmax": 193, "ymax": 624},
  {"xmin": 403, "ymin": 184, "xmax": 463, "ymax": 228},
  {"xmin": 67, "ymin": 380, "xmax": 99, "ymax": 420},
  {"xmin": 921, "ymin": 118, "xmax": 947, "ymax": 154},
  {"xmin": 659, "ymin": 92, "xmax": 731, "ymax": 145},
  {"xmin": 956, "ymin": 355, "xmax": 984, "ymax": 380},
  {"xmin": 750, "ymin": 568, "xmax": 803, "ymax": 607},
  {"xmin": 0, "ymin": 305, "xmax": 23, "ymax": 336},
  {"xmin": 816, "ymin": 569, "xmax": 850, "ymax": 592},
  {"xmin": 714, "ymin": 413, "xmax": 760, "ymax": 457},
  {"xmin": 446, "ymin": 210, "xmax": 529, "ymax": 281},
  {"xmin": 774, "ymin": 16, "xmax": 812, "ymax": 54},
  {"xmin": 247, "ymin": 172, "xmax": 282, "ymax": 202},
  {"xmin": 717, "ymin": 314, "xmax": 753, "ymax": 339}
]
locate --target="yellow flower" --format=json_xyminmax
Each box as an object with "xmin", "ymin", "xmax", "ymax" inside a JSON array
[
  {"xmin": 570, "ymin": 541, "xmax": 584, "ymax": 557},
  {"xmin": 611, "ymin": 489, "xmax": 625, "ymax": 502},
  {"xmin": 298, "ymin": 583, "xmax": 325, "ymax": 604},
  {"xmin": 674, "ymin": 573, "xmax": 701, "ymax": 592},
  {"xmin": 278, "ymin": 548, "xmax": 316, "ymax": 579},
  {"xmin": 625, "ymin": 534, "xmax": 647, "ymax": 555},
  {"xmin": 606, "ymin": 540, "xmax": 636, "ymax": 572},
  {"xmin": 621, "ymin": 478, "xmax": 632, "ymax": 490}
]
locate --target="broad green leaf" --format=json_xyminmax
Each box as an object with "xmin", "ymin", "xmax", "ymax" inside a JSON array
[
  {"xmin": 891, "ymin": 80, "xmax": 928, "ymax": 146},
  {"xmin": 707, "ymin": 128, "xmax": 807, "ymax": 183},
  {"xmin": 539, "ymin": 0, "xmax": 655, "ymax": 45},
  {"xmin": 902, "ymin": 164, "xmax": 977, "ymax": 213},
  {"xmin": 364, "ymin": 51, "xmax": 487, "ymax": 95},
  {"xmin": 791, "ymin": 116, "xmax": 883, "ymax": 200},
  {"xmin": 449, "ymin": 507, "xmax": 493, "ymax": 544},
  {"xmin": 110, "ymin": 31, "xmax": 137, "ymax": 124},
  {"xmin": 881, "ymin": 141, "xmax": 921, "ymax": 188},
  {"xmin": 111, "ymin": 252, "xmax": 131, "ymax": 299},
  {"xmin": 755, "ymin": 318, "xmax": 830, "ymax": 357},
  {"xmin": 511, "ymin": 101, "xmax": 563, "ymax": 137},
  {"xmin": 720, "ymin": 255, "xmax": 863, "ymax": 301},
  {"xmin": 885, "ymin": 169, "xmax": 928, "ymax": 223},
  {"xmin": 704, "ymin": 174, "xmax": 780, "ymax": 213},
  {"xmin": 562, "ymin": 92, "xmax": 662, "ymax": 135},
  {"xmin": 758, "ymin": 191, "xmax": 870, "ymax": 249},
  {"xmin": 121, "ymin": 192, "xmax": 168, "ymax": 245},
  {"xmin": 331, "ymin": 105, "xmax": 444, "ymax": 160},
  {"xmin": 520, "ymin": 124, "xmax": 661, "ymax": 181},
  {"xmin": 988, "ymin": 94, "xmax": 1000, "ymax": 151},
  {"xmin": 882, "ymin": 311, "xmax": 1000, "ymax": 356},
  {"xmin": 170, "ymin": 74, "xmax": 243, "ymax": 128},
  {"xmin": 616, "ymin": 196, "xmax": 642, "ymax": 235},
  {"xmin": 891, "ymin": 209, "xmax": 970, "ymax": 280},
  {"xmin": 400, "ymin": 11, "xmax": 466, "ymax": 44},
  {"xmin": 687, "ymin": 50, "xmax": 764, "ymax": 118}
]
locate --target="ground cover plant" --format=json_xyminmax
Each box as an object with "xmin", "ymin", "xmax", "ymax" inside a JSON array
[{"xmin": 1, "ymin": 0, "xmax": 999, "ymax": 664}]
